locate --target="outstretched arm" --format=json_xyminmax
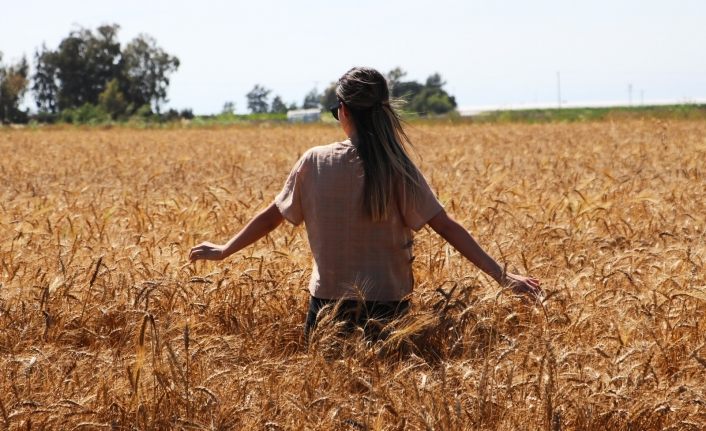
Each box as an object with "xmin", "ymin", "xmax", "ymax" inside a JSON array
[
  {"xmin": 189, "ymin": 202, "xmax": 284, "ymax": 261},
  {"xmin": 427, "ymin": 210, "xmax": 542, "ymax": 298}
]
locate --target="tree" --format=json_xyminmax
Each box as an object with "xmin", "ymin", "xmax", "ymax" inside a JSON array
[
  {"xmin": 390, "ymin": 80, "xmax": 423, "ymax": 100},
  {"xmin": 84, "ymin": 25, "xmax": 123, "ymax": 103},
  {"xmin": 222, "ymin": 101, "xmax": 235, "ymax": 114},
  {"xmin": 270, "ymin": 95, "xmax": 287, "ymax": 114},
  {"xmin": 302, "ymin": 87, "xmax": 321, "ymax": 109},
  {"xmin": 425, "ymin": 73, "xmax": 445, "ymax": 89},
  {"xmin": 162, "ymin": 108, "xmax": 180, "ymax": 122},
  {"xmin": 408, "ymin": 73, "xmax": 456, "ymax": 115},
  {"xmin": 246, "ymin": 85, "xmax": 270, "ymax": 113},
  {"xmin": 122, "ymin": 34, "xmax": 180, "ymax": 114},
  {"xmin": 0, "ymin": 53, "xmax": 30, "ymax": 124},
  {"xmin": 32, "ymin": 45, "xmax": 59, "ymax": 113},
  {"xmin": 385, "ymin": 68, "xmax": 457, "ymax": 116},
  {"xmin": 32, "ymin": 25, "xmax": 180, "ymax": 118},
  {"xmin": 387, "ymin": 67, "xmax": 424, "ymax": 101},
  {"xmin": 98, "ymin": 78, "xmax": 127, "ymax": 119},
  {"xmin": 320, "ymin": 82, "xmax": 337, "ymax": 109},
  {"xmin": 32, "ymin": 25, "xmax": 122, "ymax": 112},
  {"xmin": 410, "ymin": 89, "xmax": 456, "ymax": 115},
  {"xmin": 386, "ymin": 67, "xmax": 407, "ymax": 94}
]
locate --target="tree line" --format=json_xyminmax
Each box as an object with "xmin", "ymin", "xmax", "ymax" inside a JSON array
[
  {"xmin": 0, "ymin": 24, "xmax": 184, "ymax": 124},
  {"xmin": 0, "ymin": 24, "xmax": 458, "ymax": 124},
  {"xmin": 242, "ymin": 67, "xmax": 457, "ymax": 116}
]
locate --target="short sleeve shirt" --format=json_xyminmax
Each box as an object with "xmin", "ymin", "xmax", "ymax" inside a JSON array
[{"xmin": 275, "ymin": 140, "xmax": 443, "ymax": 301}]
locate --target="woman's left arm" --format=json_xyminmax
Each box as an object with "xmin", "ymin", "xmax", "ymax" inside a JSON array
[
  {"xmin": 427, "ymin": 210, "xmax": 543, "ymax": 299},
  {"xmin": 189, "ymin": 202, "xmax": 284, "ymax": 261}
]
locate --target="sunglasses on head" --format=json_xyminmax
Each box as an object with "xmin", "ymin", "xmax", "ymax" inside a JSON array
[{"xmin": 329, "ymin": 99, "xmax": 342, "ymax": 121}]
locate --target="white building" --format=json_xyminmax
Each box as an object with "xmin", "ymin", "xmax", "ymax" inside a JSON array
[
  {"xmin": 457, "ymin": 98, "xmax": 706, "ymax": 117},
  {"xmin": 287, "ymin": 108, "xmax": 321, "ymax": 123}
]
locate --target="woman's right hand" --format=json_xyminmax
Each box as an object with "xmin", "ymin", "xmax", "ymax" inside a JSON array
[
  {"xmin": 502, "ymin": 272, "xmax": 543, "ymax": 301},
  {"xmin": 189, "ymin": 241, "xmax": 226, "ymax": 262}
]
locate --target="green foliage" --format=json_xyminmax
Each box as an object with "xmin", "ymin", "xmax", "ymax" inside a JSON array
[
  {"xmin": 386, "ymin": 67, "xmax": 406, "ymax": 92},
  {"xmin": 161, "ymin": 108, "xmax": 181, "ymax": 122},
  {"xmin": 179, "ymin": 108, "xmax": 194, "ymax": 120},
  {"xmin": 133, "ymin": 104, "xmax": 154, "ymax": 119},
  {"xmin": 302, "ymin": 87, "xmax": 321, "ymax": 109},
  {"xmin": 33, "ymin": 25, "xmax": 122, "ymax": 112},
  {"xmin": 121, "ymin": 34, "xmax": 180, "ymax": 114},
  {"xmin": 246, "ymin": 84, "xmax": 270, "ymax": 113},
  {"xmin": 408, "ymin": 88, "xmax": 456, "ymax": 115},
  {"xmin": 0, "ymin": 53, "xmax": 30, "ymax": 123},
  {"xmin": 31, "ymin": 24, "xmax": 179, "ymax": 119},
  {"xmin": 320, "ymin": 82, "xmax": 337, "ymax": 110},
  {"xmin": 270, "ymin": 95, "xmax": 288, "ymax": 114},
  {"xmin": 392, "ymin": 80, "xmax": 423, "ymax": 100},
  {"xmin": 222, "ymin": 101, "xmax": 235, "ymax": 115},
  {"xmin": 387, "ymin": 68, "xmax": 457, "ymax": 116},
  {"xmin": 32, "ymin": 45, "xmax": 59, "ymax": 113},
  {"xmin": 240, "ymin": 112, "xmax": 287, "ymax": 121},
  {"xmin": 32, "ymin": 111, "xmax": 59, "ymax": 124},
  {"xmin": 190, "ymin": 111, "xmax": 287, "ymax": 126},
  {"xmin": 123, "ymin": 104, "xmax": 158, "ymax": 126},
  {"xmin": 425, "ymin": 73, "xmax": 445, "ymax": 89},
  {"xmin": 60, "ymin": 103, "xmax": 110, "ymax": 124},
  {"xmin": 99, "ymin": 79, "xmax": 127, "ymax": 120}
]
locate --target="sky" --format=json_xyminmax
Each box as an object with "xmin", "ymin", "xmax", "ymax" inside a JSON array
[{"xmin": 1, "ymin": 0, "xmax": 705, "ymax": 114}]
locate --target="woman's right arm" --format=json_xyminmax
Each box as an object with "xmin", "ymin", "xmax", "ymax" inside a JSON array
[{"xmin": 427, "ymin": 210, "xmax": 542, "ymax": 298}]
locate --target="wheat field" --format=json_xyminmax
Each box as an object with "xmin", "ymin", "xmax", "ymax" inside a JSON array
[{"xmin": 1, "ymin": 120, "xmax": 705, "ymax": 430}]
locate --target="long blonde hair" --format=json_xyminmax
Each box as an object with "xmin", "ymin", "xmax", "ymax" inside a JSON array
[{"xmin": 336, "ymin": 67, "xmax": 420, "ymax": 222}]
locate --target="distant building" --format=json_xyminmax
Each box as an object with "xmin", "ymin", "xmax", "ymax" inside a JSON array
[
  {"xmin": 457, "ymin": 98, "xmax": 706, "ymax": 117},
  {"xmin": 287, "ymin": 108, "xmax": 321, "ymax": 123}
]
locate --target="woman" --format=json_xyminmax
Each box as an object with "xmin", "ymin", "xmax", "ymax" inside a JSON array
[{"xmin": 189, "ymin": 67, "xmax": 542, "ymax": 339}]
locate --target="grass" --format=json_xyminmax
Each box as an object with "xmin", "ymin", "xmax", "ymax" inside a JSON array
[
  {"xmin": 11, "ymin": 103, "xmax": 706, "ymax": 129},
  {"xmin": 0, "ymin": 120, "xmax": 705, "ymax": 429},
  {"xmin": 465, "ymin": 104, "xmax": 706, "ymax": 123}
]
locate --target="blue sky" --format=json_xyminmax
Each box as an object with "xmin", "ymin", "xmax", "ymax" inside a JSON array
[{"xmin": 1, "ymin": 0, "xmax": 705, "ymax": 114}]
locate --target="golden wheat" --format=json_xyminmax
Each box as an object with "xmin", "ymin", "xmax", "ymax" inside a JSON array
[{"xmin": 0, "ymin": 120, "xmax": 704, "ymax": 430}]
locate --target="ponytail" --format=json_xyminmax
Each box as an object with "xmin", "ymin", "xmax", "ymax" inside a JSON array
[{"xmin": 336, "ymin": 67, "xmax": 420, "ymax": 222}]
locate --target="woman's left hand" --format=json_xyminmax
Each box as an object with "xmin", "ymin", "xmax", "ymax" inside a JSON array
[{"xmin": 189, "ymin": 241, "xmax": 226, "ymax": 262}]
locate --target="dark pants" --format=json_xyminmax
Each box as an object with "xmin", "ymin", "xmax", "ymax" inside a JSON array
[{"xmin": 305, "ymin": 295, "xmax": 410, "ymax": 342}]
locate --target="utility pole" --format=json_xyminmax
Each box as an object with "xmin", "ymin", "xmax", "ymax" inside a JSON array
[
  {"xmin": 556, "ymin": 71, "xmax": 562, "ymax": 108},
  {"xmin": 628, "ymin": 83, "xmax": 633, "ymax": 106}
]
